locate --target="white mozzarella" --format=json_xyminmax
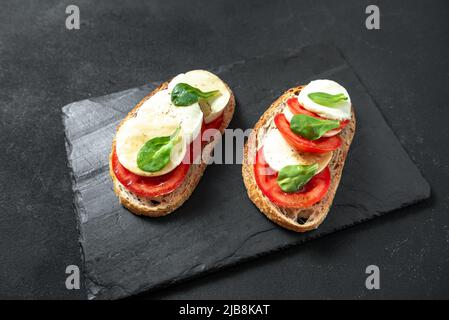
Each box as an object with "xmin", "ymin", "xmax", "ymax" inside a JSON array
[
  {"xmin": 283, "ymin": 105, "xmax": 295, "ymax": 122},
  {"xmin": 115, "ymin": 117, "xmax": 186, "ymax": 177},
  {"xmin": 262, "ymin": 129, "xmax": 332, "ymax": 173},
  {"xmin": 322, "ymin": 128, "xmax": 342, "ymax": 137},
  {"xmin": 168, "ymin": 70, "xmax": 230, "ymax": 124},
  {"xmin": 297, "ymin": 79, "xmax": 351, "ymax": 120},
  {"xmin": 137, "ymin": 90, "xmax": 203, "ymax": 144}
]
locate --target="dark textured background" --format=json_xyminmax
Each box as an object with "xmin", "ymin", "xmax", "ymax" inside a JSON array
[{"xmin": 0, "ymin": 0, "xmax": 448, "ymax": 299}]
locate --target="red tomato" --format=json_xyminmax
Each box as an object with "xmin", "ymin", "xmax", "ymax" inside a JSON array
[
  {"xmin": 111, "ymin": 148, "xmax": 190, "ymax": 198},
  {"xmin": 339, "ymin": 119, "xmax": 350, "ymax": 130},
  {"xmin": 287, "ymin": 98, "xmax": 319, "ymax": 117},
  {"xmin": 204, "ymin": 114, "xmax": 224, "ymax": 131},
  {"xmin": 274, "ymin": 113, "xmax": 342, "ymax": 153},
  {"xmin": 188, "ymin": 114, "xmax": 224, "ymax": 162},
  {"xmin": 287, "ymin": 98, "xmax": 349, "ymax": 130},
  {"xmin": 254, "ymin": 147, "xmax": 331, "ymax": 208}
]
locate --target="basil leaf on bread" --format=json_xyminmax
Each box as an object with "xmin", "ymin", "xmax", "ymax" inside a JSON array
[
  {"xmin": 137, "ymin": 127, "xmax": 181, "ymax": 172},
  {"xmin": 290, "ymin": 114, "xmax": 340, "ymax": 140},
  {"xmin": 308, "ymin": 92, "xmax": 348, "ymax": 107},
  {"xmin": 277, "ymin": 164, "xmax": 318, "ymax": 193},
  {"xmin": 171, "ymin": 83, "xmax": 220, "ymax": 107}
]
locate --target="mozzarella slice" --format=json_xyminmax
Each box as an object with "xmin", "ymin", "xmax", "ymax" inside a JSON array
[
  {"xmin": 322, "ymin": 128, "xmax": 341, "ymax": 137},
  {"xmin": 168, "ymin": 70, "xmax": 230, "ymax": 124},
  {"xmin": 263, "ymin": 128, "xmax": 332, "ymax": 173},
  {"xmin": 283, "ymin": 105, "xmax": 295, "ymax": 122},
  {"xmin": 115, "ymin": 116, "xmax": 186, "ymax": 177},
  {"xmin": 137, "ymin": 90, "xmax": 203, "ymax": 144},
  {"xmin": 297, "ymin": 79, "xmax": 351, "ymax": 120}
]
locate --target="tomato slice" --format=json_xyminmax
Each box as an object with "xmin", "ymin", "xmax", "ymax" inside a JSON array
[
  {"xmin": 111, "ymin": 148, "xmax": 190, "ymax": 198},
  {"xmin": 205, "ymin": 114, "xmax": 224, "ymax": 131},
  {"xmin": 287, "ymin": 98, "xmax": 319, "ymax": 117},
  {"xmin": 287, "ymin": 98, "xmax": 349, "ymax": 130},
  {"xmin": 254, "ymin": 147, "xmax": 331, "ymax": 208},
  {"xmin": 274, "ymin": 113, "xmax": 342, "ymax": 153}
]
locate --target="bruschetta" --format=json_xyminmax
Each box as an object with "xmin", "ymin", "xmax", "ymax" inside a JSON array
[
  {"xmin": 242, "ymin": 80, "xmax": 355, "ymax": 232},
  {"xmin": 110, "ymin": 70, "xmax": 235, "ymax": 217}
]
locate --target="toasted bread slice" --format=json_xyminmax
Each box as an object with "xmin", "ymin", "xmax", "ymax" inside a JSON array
[
  {"xmin": 242, "ymin": 86, "xmax": 355, "ymax": 232},
  {"xmin": 109, "ymin": 81, "xmax": 235, "ymax": 217}
]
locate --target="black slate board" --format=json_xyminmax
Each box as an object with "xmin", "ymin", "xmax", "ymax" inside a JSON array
[{"xmin": 62, "ymin": 44, "xmax": 430, "ymax": 300}]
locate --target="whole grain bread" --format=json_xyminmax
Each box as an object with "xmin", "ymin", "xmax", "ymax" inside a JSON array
[
  {"xmin": 242, "ymin": 86, "xmax": 355, "ymax": 232},
  {"xmin": 109, "ymin": 80, "xmax": 235, "ymax": 217}
]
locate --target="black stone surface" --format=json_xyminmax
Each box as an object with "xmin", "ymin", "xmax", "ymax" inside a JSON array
[
  {"xmin": 63, "ymin": 45, "xmax": 429, "ymax": 299},
  {"xmin": 1, "ymin": 0, "xmax": 448, "ymax": 300}
]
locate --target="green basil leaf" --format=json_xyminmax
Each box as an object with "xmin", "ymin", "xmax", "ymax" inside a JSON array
[
  {"xmin": 136, "ymin": 127, "xmax": 181, "ymax": 172},
  {"xmin": 290, "ymin": 114, "xmax": 340, "ymax": 140},
  {"xmin": 277, "ymin": 164, "xmax": 318, "ymax": 193},
  {"xmin": 308, "ymin": 92, "xmax": 348, "ymax": 107},
  {"xmin": 171, "ymin": 83, "xmax": 220, "ymax": 107}
]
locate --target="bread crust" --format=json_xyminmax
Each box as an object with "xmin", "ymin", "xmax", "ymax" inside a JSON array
[
  {"xmin": 109, "ymin": 81, "xmax": 235, "ymax": 217},
  {"xmin": 242, "ymin": 86, "xmax": 355, "ymax": 232}
]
